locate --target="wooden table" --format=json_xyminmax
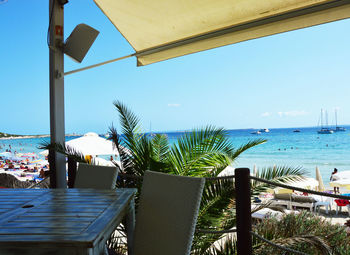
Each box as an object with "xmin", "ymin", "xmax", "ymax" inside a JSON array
[{"xmin": 0, "ymin": 188, "xmax": 136, "ymax": 255}]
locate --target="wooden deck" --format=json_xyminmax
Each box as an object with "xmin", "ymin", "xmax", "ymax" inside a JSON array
[{"xmin": 0, "ymin": 188, "xmax": 136, "ymax": 255}]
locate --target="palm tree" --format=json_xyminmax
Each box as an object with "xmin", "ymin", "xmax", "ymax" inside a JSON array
[
  {"xmin": 110, "ymin": 101, "xmax": 266, "ymax": 177},
  {"xmin": 43, "ymin": 101, "xmax": 309, "ymax": 254},
  {"xmin": 109, "ymin": 101, "xmax": 307, "ymax": 254}
]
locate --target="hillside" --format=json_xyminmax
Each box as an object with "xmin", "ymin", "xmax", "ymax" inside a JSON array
[{"xmin": 0, "ymin": 132, "xmax": 21, "ymax": 138}]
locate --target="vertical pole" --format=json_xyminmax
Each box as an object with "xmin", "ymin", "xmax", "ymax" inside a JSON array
[
  {"xmin": 235, "ymin": 168, "xmax": 252, "ymax": 255},
  {"xmin": 67, "ymin": 157, "xmax": 77, "ymax": 188},
  {"xmin": 48, "ymin": 149, "xmax": 57, "ymax": 188},
  {"xmin": 49, "ymin": 0, "xmax": 67, "ymax": 188}
]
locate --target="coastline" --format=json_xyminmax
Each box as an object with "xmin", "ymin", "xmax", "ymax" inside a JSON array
[
  {"xmin": 0, "ymin": 134, "xmax": 80, "ymax": 140},
  {"xmin": 0, "ymin": 135, "xmax": 50, "ymax": 140}
]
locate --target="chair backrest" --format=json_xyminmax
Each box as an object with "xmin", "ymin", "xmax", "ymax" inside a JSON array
[
  {"xmin": 74, "ymin": 163, "xmax": 118, "ymax": 189},
  {"xmin": 133, "ymin": 171, "xmax": 205, "ymax": 255}
]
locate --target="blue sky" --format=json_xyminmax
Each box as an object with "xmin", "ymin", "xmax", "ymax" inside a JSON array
[{"xmin": 1, "ymin": 1, "xmax": 350, "ymax": 135}]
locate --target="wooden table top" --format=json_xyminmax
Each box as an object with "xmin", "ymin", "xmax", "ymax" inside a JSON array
[{"xmin": 0, "ymin": 188, "xmax": 136, "ymax": 248}]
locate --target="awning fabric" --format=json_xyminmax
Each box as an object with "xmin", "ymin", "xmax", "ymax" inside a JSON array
[{"xmin": 94, "ymin": 0, "xmax": 350, "ymax": 66}]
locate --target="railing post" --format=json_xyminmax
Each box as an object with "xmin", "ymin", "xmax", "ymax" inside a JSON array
[
  {"xmin": 235, "ymin": 168, "xmax": 252, "ymax": 255},
  {"xmin": 67, "ymin": 158, "xmax": 77, "ymax": 188}
]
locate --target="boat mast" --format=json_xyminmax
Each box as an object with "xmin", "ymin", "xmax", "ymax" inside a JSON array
[
  {"xmin": 320, "ymin": 109, "xmax": 323, "ymax": 129},
  {"xmin": 326, "ymin": 110, "xmax": 329, "ymax": 128},
  {"xmin": 335, "ymin": 109, "xmax": 338, "ymax": 128}
]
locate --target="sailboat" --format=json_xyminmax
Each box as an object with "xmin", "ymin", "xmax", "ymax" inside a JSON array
[
  {"xmin": 333, "ymin": 109, "xmax": 346, "ymax": 132},
  {"xmin": 317, "ymin": 109, "xmax": 333, "ymax": 134}
]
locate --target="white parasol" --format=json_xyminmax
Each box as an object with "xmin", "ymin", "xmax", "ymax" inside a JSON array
[
  {"xmin": 273, "ymin": 177, "xmax": 319, "ymax": 194},
  {"xmin": 315, "ymin": 166, "xmax": 325, "ymax": 192},
  {"xmin": 40, "ymin": 132, "xmax": 121, "ymax": 157},
  {"xmin": 66, "ymin": 132, "xmax": 119, "ymax": 156},
  {"xmin": 330, "ymin": 171, "xmax": 350, "ymax": 189}
]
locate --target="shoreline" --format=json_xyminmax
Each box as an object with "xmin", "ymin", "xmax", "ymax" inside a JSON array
[
  {"xmin": 0, "ymin": 135, "xmax": 50, "ymax": 140},
  {"xmin": 0, "ymin": 134, "xmax": 81, "ymax": 141}
]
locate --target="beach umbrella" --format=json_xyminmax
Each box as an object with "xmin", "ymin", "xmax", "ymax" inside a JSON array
[
  {"xmin": 91, "ymin": 157, "xmax": 118, "ymax": 167},
  {"xmin": 66, "ymin": 132, "xmax": 119, "ymax": 156},
  {"xmin": 39, "ymin": 150, "xmax": 49, "ymax": 156},
  {"xmin": 0, "ymin": 152, "xmax": 11, "ymax": 158},
  {"xmin": 0, "ymin": 152, "xmax": 22, "ymax": 162},
  {"xmin": 330, "ymin": 171, "xmax": 350, "ymax": 190},
  {"xmin": 273, "ymin": 177, "xmax": 319, "ymax": 194},
  {"xmin": 315, "ymin": 166, "xmax": 325, "ymax": 192},
  {"xmin": 218, "ymin": 166, "xmax": 235, "ymax": 177},
  {"xmin": 330, "ymin": 179, "xmax": 350, "ymax": 190},
  {"xmin": 219, "ymin": 166, "xmax": 256, "ymax": 177},
  {"xmin": 253, "ymin": 164, "xmax": 257, "ymax": 176}
]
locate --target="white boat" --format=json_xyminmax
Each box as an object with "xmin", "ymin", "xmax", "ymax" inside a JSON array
[
  {"xmin": 259, "ymin": 128, "xmax": 270, "ymax": 133},
  {"xmin": 317, "ymin": 109, "xmax": 333, "ymax": 134},
  {"xmin": 318, "ymin": 128, "xmax": 333, "ymax": 134},
  {"xmin": 333, "ymin": 109, "xmax": 346, "ymax": 132},
  {"xmin": 251, "ymin": 131, "xmax": 261, "ymax": 135}
]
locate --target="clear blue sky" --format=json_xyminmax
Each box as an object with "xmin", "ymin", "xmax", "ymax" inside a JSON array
[{"xmin": 1, "ymin": 1, "xmax": 350, "ymax": 135}]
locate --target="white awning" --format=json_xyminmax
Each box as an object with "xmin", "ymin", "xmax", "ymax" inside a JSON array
[{"xmin": 94, "ymin": 0, "xmax": 350, "ymax": 66}]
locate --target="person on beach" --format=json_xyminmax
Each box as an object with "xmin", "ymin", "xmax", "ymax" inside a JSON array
[
  {"xmin": 330, "ymin": 168, "xmax": 340, "ymax": 193},
  {"xmin": 39, "ymin": 169, "xmax": 45, "ymax": 178}
]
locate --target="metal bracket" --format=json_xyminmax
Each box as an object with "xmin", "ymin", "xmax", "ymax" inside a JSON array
[{"xmin": 55, "ymin": 70, "xmax": 63, "ymax": 79}]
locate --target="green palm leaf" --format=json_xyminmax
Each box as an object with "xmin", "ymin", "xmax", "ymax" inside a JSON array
[
  {"xmin": 167, "ymin": 126, "xmax": 236, "ymax": 176},
  {"xmin": 151, "ymin": 134, "xmax": 169, "ymax": 163},
  {"xmin": 252, "ymin": 165, "xmax": 306, "ymax": 195}
]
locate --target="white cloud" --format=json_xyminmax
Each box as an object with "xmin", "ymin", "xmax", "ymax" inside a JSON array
[
  {"xmin": 261, "ymin": 112, "xmax": 271, "ymax": 117},
  {"xmin": 167, "ymin": 103, "xmax": 181, "ymax": 107},
  {"xmin": 278, "ymin": 110, "xmax": 308, "ymax": 117}
]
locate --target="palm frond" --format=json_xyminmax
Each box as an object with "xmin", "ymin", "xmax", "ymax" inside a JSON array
[
  {"xmin": 113, "ymin": 101, "xmax": 143, "ymax": 152},
  {"xmin": 254, "ymin": 235, "xmax": 331, "ymax": 255},
  {"xmin": 193, "ymin": 178, "xmax": 236, "ymax": 252},
  {"xmin": 251, "ymin": 165, "xmax": 307, "ymax": 195},
  {"xmin": 231, "ymin": 139, "xmax": 267, "ymax": 161},
  {"xmin": 193, "ymin": 234, "xmax": 237, "ymax": 255},
  {"xmin": 39, "ymin": 141, "xmax": 87, "ymax": 163},
  {"xmin": 151, "ymin": 134, "xmax": 170, "ymax": 163},
  {"xmin": 167, "ymin": 126, "xmax": 235, "ymax": 176},
  {"xmin": 108, "ymin": 126, "xmax": 134, "ymax": 173}
]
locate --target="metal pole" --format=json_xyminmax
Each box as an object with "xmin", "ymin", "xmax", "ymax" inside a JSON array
[
  {"xmin": 235, "ymin": 168, "xmax": 252, "ymax": 255},
  {"xmin": 67, "ymin": 157, "xmax": 77, "ymax": 188},
  {"xmin": 49, "ymin": 0, "xmax": 67, "ymax": 188}
]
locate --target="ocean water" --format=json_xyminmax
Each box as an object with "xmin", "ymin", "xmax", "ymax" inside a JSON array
[{"xmin": 1, "ymin": 127, "xmax": 350, "ymax": 184}]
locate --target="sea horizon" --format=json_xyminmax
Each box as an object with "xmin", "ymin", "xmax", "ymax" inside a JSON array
[
  {"xmin": 1, "ymin": 126, "xmax": 350, "ymax": 186},
  {"xmin": 2, "ymin": 124, "xmax": 350, "ymax": 138}
]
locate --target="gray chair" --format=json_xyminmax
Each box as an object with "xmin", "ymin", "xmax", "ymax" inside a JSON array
[
  {"xmin": 133, "ymin": 170, "xmax": 205, "ymax": 255},
  {"xmin": 74, "ymin": 163, "xmax": 118, "ymax": 189}
]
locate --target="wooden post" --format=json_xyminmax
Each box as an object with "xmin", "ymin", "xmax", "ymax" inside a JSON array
[
  {"xmin": 235, "ymin": 168, "xmax": 252, "ymax": 255},
  {"xmin": 67, "ymin": 158, "xmax": 77, "ymax": 188}
]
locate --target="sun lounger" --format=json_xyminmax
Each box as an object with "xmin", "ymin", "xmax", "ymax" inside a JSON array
[
  {"xmin": 270, "ymin": 193, "xmax": 316, "ymax": 211},
  {"xmin": 251, "ymin": 206, "xmax": 300, "ymax": 221}
]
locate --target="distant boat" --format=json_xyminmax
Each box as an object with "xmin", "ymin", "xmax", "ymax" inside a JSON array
[
  {"xmin": 293, "ymin": 129, "xmax": 301, "ymax": 133},
  {"xmin": 259, "ymin": 128, "xmax": 270, "ymax": 133},
  {"xmin": 317, "ymin": 109, "xmax": 333, "ymax": 134},
  {"xmin": 333, "ymin": 109, "xmax": 346, "ymax": 132},
  {"xmin": 251, "ymin": 131, "xmax": 261, "ymax": 135}
]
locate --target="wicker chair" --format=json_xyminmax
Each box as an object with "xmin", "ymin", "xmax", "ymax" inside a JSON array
[
  {"xmin": 133, "ymin": 170, "xmax": 205, "ymax": 255},
  {"xmin": 74, "ymin": 163, "xmax": 119, "ymax": 189}
]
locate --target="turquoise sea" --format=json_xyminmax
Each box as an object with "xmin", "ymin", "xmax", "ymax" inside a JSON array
[{"xmin": 1, "ymin": 127, "xmax": 350, "ymax": 185}]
